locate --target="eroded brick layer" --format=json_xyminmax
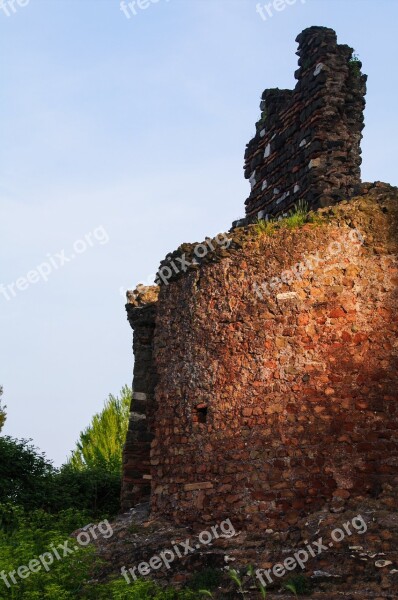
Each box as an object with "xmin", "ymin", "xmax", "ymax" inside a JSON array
[{"xmin": 243, "ymin": 26, "xmax": 367, "ymax": 222}]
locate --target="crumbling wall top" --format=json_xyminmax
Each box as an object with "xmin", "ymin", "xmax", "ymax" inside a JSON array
[{"xmin": 241, "ymin": 27, "xmax": 367, "ymax": 225}]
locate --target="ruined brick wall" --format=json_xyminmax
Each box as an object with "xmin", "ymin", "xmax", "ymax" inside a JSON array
[
  {"xmin": 144, "ymin": 185, "xmax": 398, "ymax": 531},
  {"xmin": 121, "ymin": 26, "xmax": 396, "ymax": 531},
  {"xmin": 242, "ymin": 27, "xmax": 367, "ymax": 223}
]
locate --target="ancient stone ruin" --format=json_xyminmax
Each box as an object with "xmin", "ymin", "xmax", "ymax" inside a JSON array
[{"xmin": 121, "ymin": 27, "xmax": 398, "ymax": 537}]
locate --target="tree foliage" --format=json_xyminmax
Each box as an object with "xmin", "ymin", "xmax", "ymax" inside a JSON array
[
  {"xmin": 0, "ymin": 386, "xmax": 131, "ymax": 515},
  {"xmin": 0, "ymin": 436, "xmax": 55, "ymax": 511},
  {"xmin": 68, "ymin": 386, "xmax": 131, "ymax": 473},
  {"xmin": 0, "ymin": 385, "xmax": 6, "ymax": 432},
  {"xmin": 0, "ymin": 505, "xmax": 98, "ymax": 599},
  {"xmin": 52, "ymin": 464, "xmax": 122, "ymax": 517},
  {"xmin": 0, "ymin": 436, "xmax": 121, "ymax": 518}
]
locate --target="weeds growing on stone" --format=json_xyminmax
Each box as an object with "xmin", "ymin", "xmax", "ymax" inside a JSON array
[
  {"xmin": 200, "ymin": 566, "xmax": 267, "ymax": 598},
  {"xmin": 198, "ymin": 566, "xmax": 314, "ymax": 598},
  {"xmin": 254, "ymin": 218, "xmax": 276, "ymax": 236},
  {"xmin": 284, "ymin": 574, "xmax": 313, "ymax": 596},
  {"xmin": 282, "ymin": 199, "xmax": 309, "ymax": 229},
  {"xmin": 228, "ymin": 568, "xmax": 245, "ymax": 596},
  {"xmin": 189, "ymin": 567, "xmax": 222, "ymax": 592},
  {"xmin": 349, "ymin": 52, "xmax": 362, "ymax": 78},
  {"xmin": 254, "ymin": 199, "xmax": 311, "ymax": 236},
  {"xmin": 284, "ymin": 582, "xmax": 298, "ymax": 597}
]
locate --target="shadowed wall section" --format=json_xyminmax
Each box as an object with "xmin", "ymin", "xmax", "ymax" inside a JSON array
[{"xmin": 121, "ymin": 286, "xmax": 159, "ymax": 511}]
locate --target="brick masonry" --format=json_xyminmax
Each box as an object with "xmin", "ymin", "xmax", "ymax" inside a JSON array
[
  {"xmin": 122, "ymin": 183, "xmax": 398, "ymax": 530},
  {"xmin": 121, "ymin": 285, "xmax": 159, "ymax": 511},
  {"xmin": 241, "ymin": 26, "xmax": 367, "ymax": 224}
]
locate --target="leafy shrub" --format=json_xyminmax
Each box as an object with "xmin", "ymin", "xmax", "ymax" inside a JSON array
[
  {"xmin": 0, "ymin": 506, "xmax": 99, "ymax": 599},
  {"xmin": 50, "ymin": 464, "xmax": 121, "ymax": 518},
  {"xmin": 0, "ymin": 437, "xmax": 55, "ymax": 512},
  {"xmin": 87, "ymin": 578, "xmax": 199, "ymax": 599},
  {"xmin": 0, "ymin": 436, "xmax": 121, "ymax": 519},
  {"xmin": 0, "ymin": 505, "xmax": 204, "ymax": 600}
]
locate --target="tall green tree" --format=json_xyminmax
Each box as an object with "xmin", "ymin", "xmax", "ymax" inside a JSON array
[
  {"xmin": 68, "ymin": 385, "xmax": 131, "ymax": 473},
  {"xmin": 0, "ymin": 386, "xmax": 6, "ymax": 432}
]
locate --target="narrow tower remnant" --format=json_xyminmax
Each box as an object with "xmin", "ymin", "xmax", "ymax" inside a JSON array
[{"xmin": 243, "ymin": 26, "xmax": 367, "ymax": 222}]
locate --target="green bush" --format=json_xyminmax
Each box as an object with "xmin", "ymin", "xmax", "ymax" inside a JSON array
[
  {"xmin": 0, "ymin": 437, "xmax": 121, "ymax": 519},
  {"xmin": 100, "ymin": 579, "xmax": 199, "ymax": 599},
  {"xmin": 0, "ymin": 506, "xmax": 99, "ymax": 599},
  {"xmin": 0, "ymin": 505, "xmax": 204, "ymax": 600},
  {"xmin": 0, "ymin": 437, "xmax": 55, "ymax": 512},
  {"xmin": 50, "ymin": 464, "xmax": 121, "ymax": 518}
]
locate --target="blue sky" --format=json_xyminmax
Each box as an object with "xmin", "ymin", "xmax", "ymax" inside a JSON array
[{"xmin": 1, "ymin": 0, "xmax": 397, "ymax": 465}]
